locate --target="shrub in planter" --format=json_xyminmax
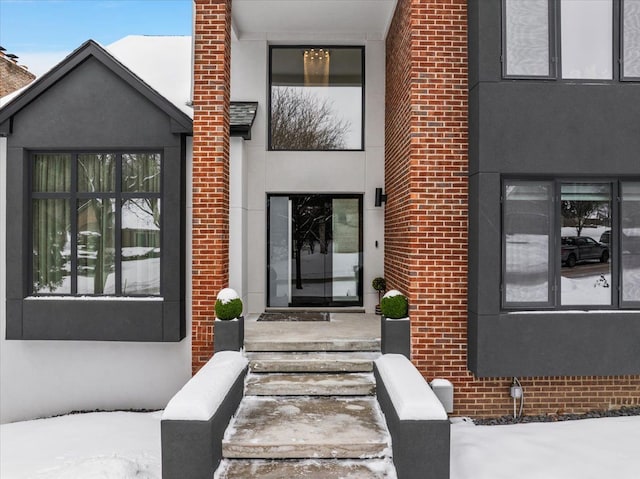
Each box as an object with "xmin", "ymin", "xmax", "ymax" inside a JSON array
[
  {"xmin": 372, "ymin": 277, "xmax": 386, "ymax": 315},
  {"xmin": 215, "ymin": 288, "xmax": 243, "ymax": 320},
  {"xmin": 380, "ymin": 289, "xmax": 410, "ymax": 358},
  {"xmin": 372, "ymin": 277, "xmax": 386, "ymax": 293},
  {"xmin": 214, "ymin": 288, "xmax": 244, "ymax": 352},
  {"xmin": 380, "ymin": 289, "xmax": 408, "ymax": 319}
]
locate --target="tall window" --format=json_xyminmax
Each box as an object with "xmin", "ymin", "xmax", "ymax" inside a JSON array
[
  {"xmin": 503, "ymin": 179, "xmax": 640, "ymax": 309},
  {"xmin": 504, "ymin": 0, "xmax": 552, "ymax": 77},
  {"xmin": 560, "ymin": 0, "xmax": 612, "ymax": 79},
  {"xmin": 502, "ymin": 0, "xmax": 640, "ymax": 80},
  {"xmin": 623, "ymin": 0, "xmax": 640, "ymax": 79},
  {"xmin": 503, "ymin": 181, "xmax": 553, "ymax": 304},
  {"xmin": 269, "ymin": 46, "xmax": 364, "ymax": 151},
  {"xmin": 31, "ymin": 152, "xmax": 162, "ymax": 296},
  {"xmin": 621, "ymin": 183, "xmax": 640, "ymax": 304}
]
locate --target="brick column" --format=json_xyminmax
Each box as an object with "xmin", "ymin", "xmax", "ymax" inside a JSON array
[
  {"xmin": 385, "ymin": 0, "xmax": 470, "ymax": 410},
  {"xmin": 405, "ymin": 0, "xmax": 469, "ymax": 395},
  {"xmin": 192, "ymin": 0, "xmax": 232, "ymax": 373},
  {"xmin": 386, "ymin": 1, "xmax": 640, "ymax": 417}
]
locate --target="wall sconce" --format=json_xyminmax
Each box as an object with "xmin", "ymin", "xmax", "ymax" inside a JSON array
[{"xmin": 375, "ymin": 187, "xmax": 387, "ymax": 207}]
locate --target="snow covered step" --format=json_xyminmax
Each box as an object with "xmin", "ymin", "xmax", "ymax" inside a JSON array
[
  {"xmin": 246, "ymin": 351, "xmax": 380, "ymax": 373},
  {"xmin": 245, "ymin": 372, "xmax": 376, "ymax": 396},
  {"xmin": 215, "ymin": 459, "xmax": 397, "ymax": 478},
  {"xmin": 244, "ymin": 338, "xmax": 380, "ymax": 352},
  {"xmin": 222, "ymin": 396, "xmax": 391, "ymax": 459}
]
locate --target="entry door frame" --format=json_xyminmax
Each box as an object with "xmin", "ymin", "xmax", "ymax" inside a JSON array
[{"xmin": 266, "ymin": 193, "xmax": 364, "ymax": 308}]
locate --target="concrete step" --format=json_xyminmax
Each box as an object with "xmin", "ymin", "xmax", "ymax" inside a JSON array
[
  {"xmin": 246, "ymin": 351, "xmax": 380, "ymax": 373},
  {"xmin": 245, "ymin": 372, "xmax": 376, "ymax": 396},
  {"xmin": 245, "ymin": 338, "xmax": 380, "ymax": 352},
  {"xmin": 222, "ymin": 396, "xmax": 391, "ymax": 459},
  {"xmin": 215, "ymin": 459, "xmax": 397, "ymax": 478}
]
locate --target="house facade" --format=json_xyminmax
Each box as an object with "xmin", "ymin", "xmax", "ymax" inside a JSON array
[{"xmin": 1, "ymin": 0, "xmax": 639, "ymax": 423}]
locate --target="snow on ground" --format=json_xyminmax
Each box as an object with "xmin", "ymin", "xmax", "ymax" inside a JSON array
[
  {"xmin": 450, "ymin": 416, "xmax": 640, "ymax": 479},
  {"xmin": 2, "ymin": 411, "xmax": 640, "ymax": 479},
  {"xmin": 0, "ymin": 412, "xmax": 161, "ymax": 479}
]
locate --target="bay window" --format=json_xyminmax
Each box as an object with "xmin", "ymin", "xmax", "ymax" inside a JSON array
[
  {"xmin": 31, "ymin": 152, "xmax": 162, "ymax": 297},
  {"xmin": 503, "ymin": 179, "xmax": 640, "ymax": 309}
]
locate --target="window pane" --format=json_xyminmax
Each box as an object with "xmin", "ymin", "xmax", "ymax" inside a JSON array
[
  {"xmin": 77, "ymin": 199, "xmax": 115, "ymax": 294},
  {"xmin": 621, "ymin": 182, "xmax": 640, "ymax": 302},
  {"xmin": 270, "ymin": 47, "xmax": 363, "ymax": 150},
  {"xmin": 121, "ymin": 199, "xmax": 161, "ymax": 295},
  {"xmin": 332, "ymin": 198, "xmax": 361, "ymax": 303},
  {"xmin": 504, "ymin": 182, "xmax": 552, "ymax": 303},
  {"xmin": 78, "ymin": 154, "xmax": 116, "ymax": 192},
  {"xmin": 505, "ymin": 0, "xmax": 550, "ymax": 76},
  {"xmin": 33, "ymin": 154, "xmax": 71, "ymax": 192},
  {"xmin": 32, "ymin": 199, "xmax": 71, "ymax": 294},
  {"xmin": 623, "ymin": 0, "xmax": 640, "ymax": 78},
  {"xmin": 268, "ymin": 196, "xmax": 291, "ymax": 307},
  {"xmin": 122, "ymin": 153, "xmax": 161, "ymax": 193},
  {"xmin": 561, "ymin": 0, "xmax": 612, "ymax": 79},
  {"xmin": 560, "ymin": 183, "xmax": 611, "ymax": 305}
]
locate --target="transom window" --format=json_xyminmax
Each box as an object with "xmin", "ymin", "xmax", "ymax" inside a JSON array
[
  {"xmin": 502, "ymin": 179, "xmax": 640, "ymax": 309},
  {"xmin": 269, "ymin": 46, "xmax": 364, "ymax": 151},
  {"xmin": 31, "ymin": 152, "xmax": 162, "ymax": 296},
  {"xmin": 503, "ymin": 0, "xmax": 640, "ymax": 80}
]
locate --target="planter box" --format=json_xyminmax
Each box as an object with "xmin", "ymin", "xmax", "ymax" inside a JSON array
[
  {"xmin": 381, "ymin": 316, "xmax": 410, "ymax": 359},
  {"xmin": 214, "ymin": 316, "xmax": 244, "ymax": 352}
]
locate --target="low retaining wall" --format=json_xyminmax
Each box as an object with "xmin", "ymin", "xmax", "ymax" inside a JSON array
[
  {"xmin": 161, "ymin": 351, "xmax": 248, "ymax": 479},
  {"xmin": 374, "ymin": 354, "xmax": 450, "ymax": 479}
]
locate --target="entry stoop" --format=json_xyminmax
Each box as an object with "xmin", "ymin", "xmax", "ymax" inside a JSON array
[
  {"xmin": 221, "ymin": 396, "xmax": 390, "ymax": 459},
  {"xmin": 215, "ymin": 459, "xmax": 394, "ymax": 478},
  {"xmin": 245, "ymin": 371, "xmax": 376, "ymax": 396},
  {"xmin": 213, "ymin": 314, "xmax": 397, "ymax": 478}
]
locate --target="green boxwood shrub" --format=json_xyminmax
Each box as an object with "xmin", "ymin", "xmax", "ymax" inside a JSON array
[
  {"xmin": 215, "ymin": 288, "xmax": 243, "ymax": 320},
  {"xmin": 380, "ymin": 290, "xmax": 408, "ymax": 319},
  {"xmin": 371, "ymin": 277, "xmax": 386, "ymax": 292}
]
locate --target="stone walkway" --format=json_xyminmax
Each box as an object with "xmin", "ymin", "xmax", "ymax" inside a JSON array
[{"xmin": 215, "ymin": 313, "xmax": 397, "ymax": 478}]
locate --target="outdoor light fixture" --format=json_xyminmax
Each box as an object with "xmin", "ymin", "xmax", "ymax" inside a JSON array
[{"xmin": 375, "ymin": 187, "xmax": 387, "ymax": 207}]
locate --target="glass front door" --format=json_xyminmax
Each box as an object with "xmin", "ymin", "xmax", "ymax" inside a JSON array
[{"xmin": 267, "ymin": 194, "xmax": 362, "ymax": 307}]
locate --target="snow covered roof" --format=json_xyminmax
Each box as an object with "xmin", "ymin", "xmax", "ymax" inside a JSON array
[
  {"xmin": 0, "ymin": 38, "xmax": 193, "ymax": 135},
  {"xmin": 1, "ymin": 36, "xmax": 258, "ymax": 139},
  {"xmin": 106, "ymin": 35, "xmax": 193, "ymax": 118}
]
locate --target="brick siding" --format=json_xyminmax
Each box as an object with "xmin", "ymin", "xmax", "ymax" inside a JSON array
[
  {"xmin": 385, "ymin": 0, "xmax": 640, "ymax": 417},
  {"xmin": 192, "ymin": 0, "xmax": 232, "ymax": 373},
  {"xmin": 0, "ymin": 56, "xmax": 35, "ymax": 97}
]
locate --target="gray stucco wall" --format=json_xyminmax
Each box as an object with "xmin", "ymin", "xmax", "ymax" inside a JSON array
[
  {"xmin": 4, "ymin": 56, "xmax": 186, "ymax": 341},
  {"xmin": 467, "ymin": 0, "xmax": 640, "ymax": 377}
]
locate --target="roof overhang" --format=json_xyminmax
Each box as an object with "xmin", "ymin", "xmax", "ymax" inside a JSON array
[
  {"xmin": 0, "ymin": 40, "xmax": 193, "ymax": 136},
  {"xmin": 230, "ymin": 102, "xmax": 258, "ymax": 140},
  {"xmin": 231, "ymin": 0, "xmax": 398, "ymax": 42}
]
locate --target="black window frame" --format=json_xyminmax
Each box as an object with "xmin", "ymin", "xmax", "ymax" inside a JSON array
[
  {"xmin": 29, "ymin": 150, "xmax": 163, "ymax": 297},
  {"xmin": 501, "ymin": 0, "xmax": 634, "ymax": 82},
  {"xmin": 502, "ymin": 177, "xmax": 640, "ymax": 311},
  {"xmin": 501, "ymin": 0, "xmax": 557, "ymax": 79},
  {"xmin": 267, "ymin": 45, "xmax": 366, "ymax": 152},
  {"xmin": 621, "ymin": 0, "xmax": 640, "ymax": 81}
]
